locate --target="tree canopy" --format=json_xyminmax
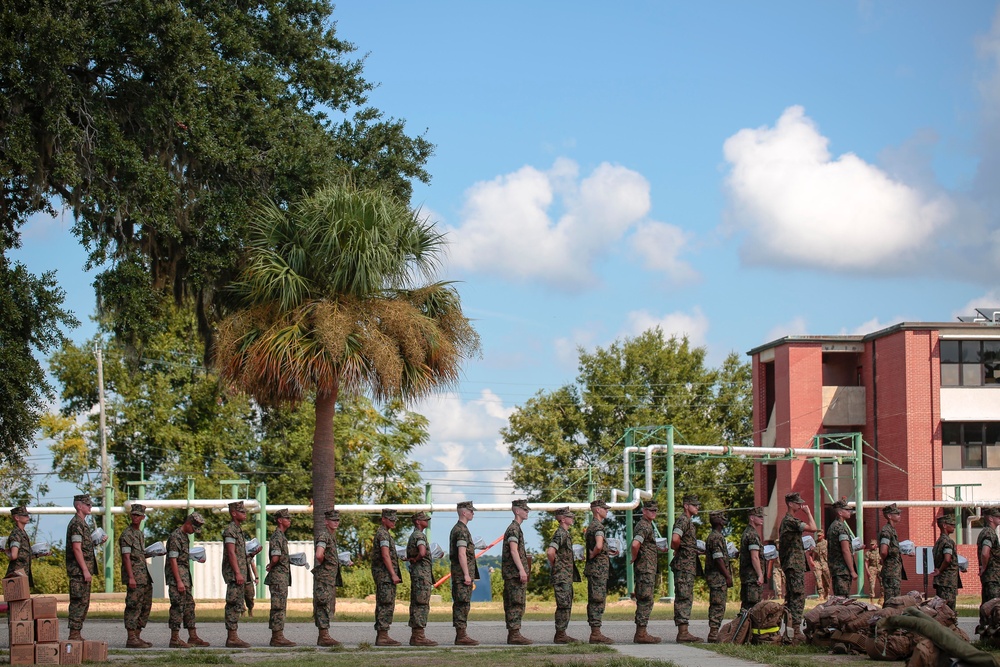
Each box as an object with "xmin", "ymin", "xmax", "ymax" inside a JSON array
[{"xmin": 0, "ymin": 0, "xmax": 433, "ymax": 348}]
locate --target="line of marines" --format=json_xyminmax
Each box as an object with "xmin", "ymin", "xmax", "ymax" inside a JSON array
[{"xmin": 7, "ymin": 492, "xmax": 997, "ymax": 648}]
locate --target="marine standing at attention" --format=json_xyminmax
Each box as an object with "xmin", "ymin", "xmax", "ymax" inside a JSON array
[
  {"xmin": 405, "ymin": 511, "xmax": 437, "ymax": 646},
  {"xmin": 371, "ymin": 508, "xmax": 402, "ymax": 646},
  {"xmin": 450, "ymin": 500, "xmax": 481, "ymax": 646},
  {"xmin": 671, "ymin": 494, "xmax": 703, "ymax": 643},
  {"xmin": 630, "ymin": 500, "xmax": 661, "ymax": 644},
  {"xmin": 222, "ymin": 500, "xmax": 253, "ymax": 648},
  {"xmin": 585, "ymin": 499, "xmax": 614, "ymax": 644},
  {"xmin": 779, "ymin": 492, "xmax": 816, "ymax": 645},
  {"xmin": 547, "ymin": 507, "xmax": 579, "ymax": 644},
  {"xmin": 120, "ymin": 504, "xmax": 152, "ymax": 648},
  {"xmin": 265, "ymin": 508, "xmax": 294, "ymax": 647},
  {"xmin": 739, "ymin": 507, "xmax": 765, "ymax": 611},
  {"xmin": 502, "ymin": 500, "xmax": 532, "ymax": 645},
  {"xmin": 313, "ymin": 509, "xmax": 342, "ymax": 647}
]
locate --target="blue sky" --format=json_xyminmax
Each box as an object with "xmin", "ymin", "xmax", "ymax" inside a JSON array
[{"xmin": 13, "ymin": 1, "xmax": 1000, "ymax": 549}]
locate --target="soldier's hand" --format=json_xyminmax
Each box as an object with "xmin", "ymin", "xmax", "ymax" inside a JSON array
[
  {"xmin": 726, "ymin": 578, "xmax": 733, "ymax": 587},
  {"xmin": 265, "ymin": 562, "xmax": 272, "ymax": 572},
  {"xmin": 464, "ymin": 575, "xmax": 472, "ymax": 586},
  {"xmin": 83, "ymin": 572, "xmax": 92, "ymax": 583},
  {"xmin": 236, "ymin": 574, "xmax": 245, "ymax": 586},
  {"xmin": 128, "ymin": 578, "xmax": 137, "ymax": 589},
  {"xmin": 519, "ymin": 571, "xmax": 527, "ymax": 584},
  {"xmin": 393, "ymin": 575, "xmax": 401, "ymax": 584},
  {"xmin": 177, "ymin": 582, "xmax": 186, "ymax": 594},
  {"xmin": 757, "ymin": 574, "xmax": 764, "ymax": 586},
  {"xmin": 851, "ymin": 572, "xmax": 858, "ymax": 580}
]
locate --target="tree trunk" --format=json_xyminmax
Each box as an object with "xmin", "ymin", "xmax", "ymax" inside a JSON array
[{"xmin": 312, "ymin": 385, "xmax": 338, "ymax": 538}]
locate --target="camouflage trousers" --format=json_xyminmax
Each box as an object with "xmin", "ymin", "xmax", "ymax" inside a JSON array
[
  {"xmin": 553, "ymin": 580, "xmax": 573, "ymax": 632},
  {"xmin": 783, "ymin": 568, "xmax": 805, "ymax": 628},
  {"xmin": 451, "ymin": 578, "xmax": 472, "ymax": 629},
  {"xmin": 224, "ymin": 581, "xmax": 254, "ymax": 630},
  {"xmin": 814, "ymin": 563, "xmax": 832, "ymax": 599},
  {"xmin": 674, "ymin": 570, "xmax": 695, "ymax": 626},
  {"xmin": 268, "ymin": 580, "xmax": 288, "ymax": 631},
  {"xmin": 832, "ymin": 572, "xmax": 852, "ymax": 597},
  {"xmin": 313, "ymin": 576, "xmax": 337, "ymax": 629},
  {"xmin": 740, "ymin": 578, "xmax": 761, "ymax": 611},
  {"xmin": 68, "ymin": 576, "xmax": 92, "ymax": 631},
  {"xmin": 634, "ymin": 571, "xmax": 656, "ymax": 628},
  {"xmin": 866, "ymin": 567, "xmax": 879, "ymax": 598},
  {"xmin": 707, "ymin": 582, "xmax": 727, "ymax": 630},
  {"xmin": 124, "ymin": 580, "xmax": 153, "ymax": 630},
  {"xmin": 168, "ymin": 581, "xmax": 196, "ymax": 630},
  {"xmin": 408, "ymin": 576, "xmax": 432, "ymax": 629},
  {"xmin": 771, "ymin": 566, "xmax": 784, "ymax": 597},
  {"xmin": 880, "ymin": 573, "xmax": 900, "ymax": 601},
  {"xmin": 982, "ymin": 578, "xmax": 1000, "ymax": 605},
  {"xmin": 587, "ymin": 572, "xmax": 608, "ymax": 627},
  {"xmin": 934, "ymin": 584, "xmax": 956, "ymax": 611},
  {"xmin": 374, "ymin": 579, "xmax": 396, "ymax": 631},
  {"xmin": 503, "ymin": 579, "xmax": 526, "ymax": 630}
]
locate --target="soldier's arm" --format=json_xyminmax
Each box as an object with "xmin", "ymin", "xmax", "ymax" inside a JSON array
[
  {"xmin": 590, "ymin": 533, "xmax": 605, "ymax": 560},
  {"xmin": 879, "ymin": 534, "xmax": 889, "ymax": 559},
  {"xmin": 840, "ymin": 538, "xmax": 857, "ymax": 577},
  {"xmin": 670, "ymin": 520, "xmax": 683, "ymax": 550},
  {"xmin": 459, "ymin": 545, "xmax": 471, "ymax": 583},
  {"xmin": 751, "ymin": 548, "xmax": 763, "ymax": 583},
  {"xmin": 122, "ymin": 539, "xmax": 136, "ymax": 588},
  {"xmin": 71, "ymin": 540, "xmax": 91, "ymax": 582},
  {"xmin": 380, "ymin": 545, "xmax": 400, "ymax": 583},
  {"xmin": 509, "ymin": 537, "xmax": 526, "ymax": 578},
  {"xmin": 981, "ymin": 542, "xmax": 991, "ymax": 576},
  {"xmin": 225, "ymin": 541, "xmax": 245, "ymax": 585},
  {"xmin": 801, "ymin": 505, "xmax": 817, "ymax": 532},
  {"xmin": 168, "ymin": 556, "xmax": 185, "ymax": 593}
]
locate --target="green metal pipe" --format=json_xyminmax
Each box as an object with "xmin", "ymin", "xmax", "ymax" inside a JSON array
[
  {"xmin": 666, "ymin": 426, "xmax": 675, "ymax": 600},
  {"xmin": 625, "ymin": 429, "xmax": 635, "ymax": 595}
]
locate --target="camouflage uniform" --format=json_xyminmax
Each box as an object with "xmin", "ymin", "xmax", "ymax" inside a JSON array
[
  {"xmin": 407, "ymin": 525, "xmax": 433, "ymax": 629},
  {"xmin": 933, "ymin": 530, "xmax": 959, "ymax": 610},
  {"xmin": 66, "ymin": 514, "xmax": 97, "ymax": 632},
  {"xmin": 671, "ymin": 513, "xmax": 698, "ymax": 626},
  {"xmin": 978, "ymin": 521, "xmax": 1000, "ymax": 603},
  {"xmin": 771, "ymin": 556, "xmax": 784, "ymax": 597},
  {"xmin": 6, "ymin": 524, "xmax": 34, "ymax": 587},
  {"xmin": 865, "ymin": 548, "xmax": 880, "ymax": 599},
  {"xmin": 265, "ymin": 527, "xmax": 290, "ymax": 632},
  {"xmin": 739, "ymin": 524, "xmax": 762, "ymax": 611},
  {"xmin": 813, "ymin": 536, "xmax": 832, "ymax": 599},
  {"xmin": 166, "ymin": 526, "xmax": 196, "ymax": 629},
  {"xmin": 879, "ymin": 522, "xmax": 902, "ymax": 600},
  {"xmin": 371, "ymin": 523, "xmax": 400, "ymax": 631},
  {"xmin": 827, "ymin": 517, "xmax": 854, "ymax": 597},
  {"xmin": 704, "ymin": 527, "xmax": 730, "ymax": 631},
  {"xmin": 632, "ymin": 514, "xmax": 658, "ymax": 628},
  {"xmin": 779, "ymin": 513, "xmax": 807, "ymax": 628},
  {"xmin": 549, "ymin": 522, "xmax": 575, "ymax": 632},
  {"xmin": 312, "ymin": 528, "xmax": 340, "ymax": 629},
  {"xmin": 119, "ymin": 526, "xmax": 152, "ymax": 631},
  {"xmin": 502, "ymin": 518, "xmax": 528, "ymax": 630},
  {"xmin": 222, "ymin": 520, "xmax": 253, "ymax": 630},
  {"xmin": 449, "ymin": 519, "xmax": 479, "ymax": 629},
  {"xmin": 584, "ymin": 515, "xmax": 610, "ymax": 628}
]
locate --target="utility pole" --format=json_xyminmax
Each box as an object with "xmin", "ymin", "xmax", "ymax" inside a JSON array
[{"xmin": 95, "ymin": 348, "xmax": 114, "ymax": 592}]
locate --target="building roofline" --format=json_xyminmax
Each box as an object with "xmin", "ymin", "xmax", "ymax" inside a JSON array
[{"xmin": 746, "ymin": 321, "xmax": 1000, "ymax": 357}]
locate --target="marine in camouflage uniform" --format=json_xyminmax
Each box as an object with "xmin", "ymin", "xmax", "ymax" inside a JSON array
[
  {"xmin": 739, "ymin": 507, "xmax": 765, "ymax": 611},
  {"xmin": 826, "ymin": 499, "xmax": 857, "ymax": 599},
  {"xmin": 704, "ymin": 510, "xmax": 733, "ymax": 643},
  {"xmin": 879, "ymin": 503, "xmax": 904, "ymax": 601},
  {"xmin": 66, "ymin": 494, "xmax": 97, "ymax": 640},
  {"xmin": 502, "ymin": 500, "xmax": 532, "ymax": 645},
  {"xmin": 671, "ymin": 494, "xmax": 702, "ymax": 643},
  {"xmin": 222, "ymin": 500, "xmax": 253, "ymax": 647},
  {"xmin": 265, "ymin": 508, "xmax": 294, "ymax": 646},
  {"xmin": 450, "ymin": 500, "xmax": 481, "ymax": 645},
  {"xmin": 933, "ymin": 514, "xmax": 960, "ymax": 611},
  {"xmin": 120, "ymin": 504, "xmax": 152, "ymax": 648},
  {"xmin": 769, "ymin": 551, "xmax": 784, "ymax": 598},
  {"xmin": 813, "ymin": 531, "xmax": 832, "ymax": 600},
  {"xmin": 779, "ymin": 492, "xmax": 817, "ymax": 642},
  {"xmin": 371, "ymin": 508, "xmax": 402, "ymax": 646},
  {"xmin": 406, "ymin": 511, "xmax": 437, "ymax": 646},
  {"xmin": 313, "ymin": 509, "xmax": 342, "ymax": 646},
  {"xmin": 584, "ymin": 499, "xmax": 614, "ymax": 644},
  {"xmin": 865, "ymin": 541, "xmax": 881, "ymax": 601},
  {"xmin": 547, "ymin": 507, "xmax": 578, "ymax": 643},
  {"xmin": 6, "ymin": 506, "xmax": 34, "ymax": 588},
  {"xmin": 978, "ymin": 507, "xmax": 1000, "ymax": 604},
  {"xmin": 166, "ymin": 512, "xmax": 209, "ymax": 648},
  {"xmin": 630, "ymin": 500, "xmax": 662, "ymax": 644}
]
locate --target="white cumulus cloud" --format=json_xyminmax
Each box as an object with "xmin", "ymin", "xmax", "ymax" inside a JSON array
[
  {"xmin": 629, "ymin": 221, "xmax": 698, "ymax": 285},
  {"xmin": 622, "ymin": 308, "xmax": 709, "ymax": 347},
  {"xmin": 446, "ymin": 158, "xmax": 655, "ymax": 290},
  {"xmin": 723, "ymin": 106, "xmax": 953, "ymax": 272}
]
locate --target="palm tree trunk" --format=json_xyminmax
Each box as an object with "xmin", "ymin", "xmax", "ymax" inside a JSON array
[{"xmin": 312, "ymin": 384, "xmax": 338, "ymax": 538}]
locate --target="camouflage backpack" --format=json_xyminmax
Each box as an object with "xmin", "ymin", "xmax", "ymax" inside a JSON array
[
  {"xmin": 748, "ymin": 600, "xmax": 788, "ymax": 645},
  {"xmin": 978, "ymin": 596, "xmax": 1000, "ymax": 644},
  {"xmin": 716, "ymin": 609, "xmax": 752, "ymax": 645}
]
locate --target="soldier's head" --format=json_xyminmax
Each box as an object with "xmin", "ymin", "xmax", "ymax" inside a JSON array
[
  {"xmin": 682, "ymin": 495, "xmax": 701, "ymax": 516},
  {"xmin": 380, "ymin": 508, "xmax": 397, "ymax": 529},
  {"xmin": 748, "ymin": 506, "xmax": 765, "ymax": 528},
  {"xmin": 324, "ymin": 509, "xmax": 341, "ymax": 530},
  {"xmin": 228, "ymin": 500, "xmax": 247, "ymax": 522},
  {"xmin": 590, "ymin": 499, "xmax": 609, "ymax": 520},
  {"xmin": 937, "ymin": 514, "xmax": 956, "ymax": 535},
  {"xmin": 129, "ymin": 503, "xmax": 146, "ymax": 528},
  {"xmin": 831, "ymin": 498, "xmax": 854, "ymax": 520},
  {"xmin": 709, "ymin": 510, "xmax": 727, "ymax": 529},
  {"xmin": 816, "ymin": 530, "xmax": 825, "ymax": 540},
  {"xmin": 511, "ymin": 499, "xmax": 529, "ymax": 520},
  {"xmin": 882, "ymin": 503, "xmax": 901, "ymax": 524},
  {"xmin": 413, "ymin": 511, "xmax": 430, "ymax": 529},
  {"xmin": 73, "ymin": 494, "xmax": 92, "ymax": 516},
  {"xmin": 554, "ymin": 507, "xmax": 575, "ymax": 528},
  {"xmin": 184, "ymin": 512, "xmax": 206, "ymax": 535},
  {"xmin": 982, "ymin": 507, "xmax": 1000, "ymax": 527},
  {"xmin": 273, "ymin": 508, "xmax": 292, "ymax": 531},
  {"xmin": 784, "ymin": 492, "xmax": 805, "ymax": 512},
  {"xmin": 10, "ymin": 506, "xmax": 29, "ymax": 527},
  {"xmin": 641, "ymin": 500, "xmax": 658, "ymax": 520},
  {"xmin": 457, "ymin": 501, "xmax": 476, "ymax": 523}
]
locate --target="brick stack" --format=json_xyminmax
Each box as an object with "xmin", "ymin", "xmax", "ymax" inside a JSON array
[{"xmin": 3, "ymin": 572, "xmax": 107, "ymax": 664}]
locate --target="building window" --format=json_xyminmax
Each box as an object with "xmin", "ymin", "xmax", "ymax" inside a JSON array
[
  {"xmin": 942, "ymin": 422, "xmax": 1000, "ymax": 469},
  {"xmin": 940, "ymin": 340, "xmax": 1000, "ymax": 386}
]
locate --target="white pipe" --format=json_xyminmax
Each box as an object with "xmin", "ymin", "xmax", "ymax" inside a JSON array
[
  {"xmin": 847, "ymin": 500, "xmax": 1000, "ymax": 508},
  {"xmin": 0, "ymin": 499, "xmax": 263, "ymax": 516}
]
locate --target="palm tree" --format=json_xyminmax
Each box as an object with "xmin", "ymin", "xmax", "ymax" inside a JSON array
[{"xmin": 213, "ymin": 182, "xmax": 480, "ymax": 536}]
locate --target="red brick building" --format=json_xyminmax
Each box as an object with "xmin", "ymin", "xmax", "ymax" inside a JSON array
[{"xmin": 748, "ymin": 317, "xmax": 1000, "ymax": 597}]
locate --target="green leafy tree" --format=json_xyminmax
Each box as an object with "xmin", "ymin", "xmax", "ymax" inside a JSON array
[
  {"xmin": 0, "ymin": 251, "xmax": 78, "ymax": 465},
  {"xmin": 214, "ymin": 182, "xmax": 479, "ymax": 536},
  {"xmin": 1, "ymin": 0, "xmax": 432, "ymax": 348},
  {"xmin": 504, "ymin": 328, "xmax": 753, "ymax": 555}
]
